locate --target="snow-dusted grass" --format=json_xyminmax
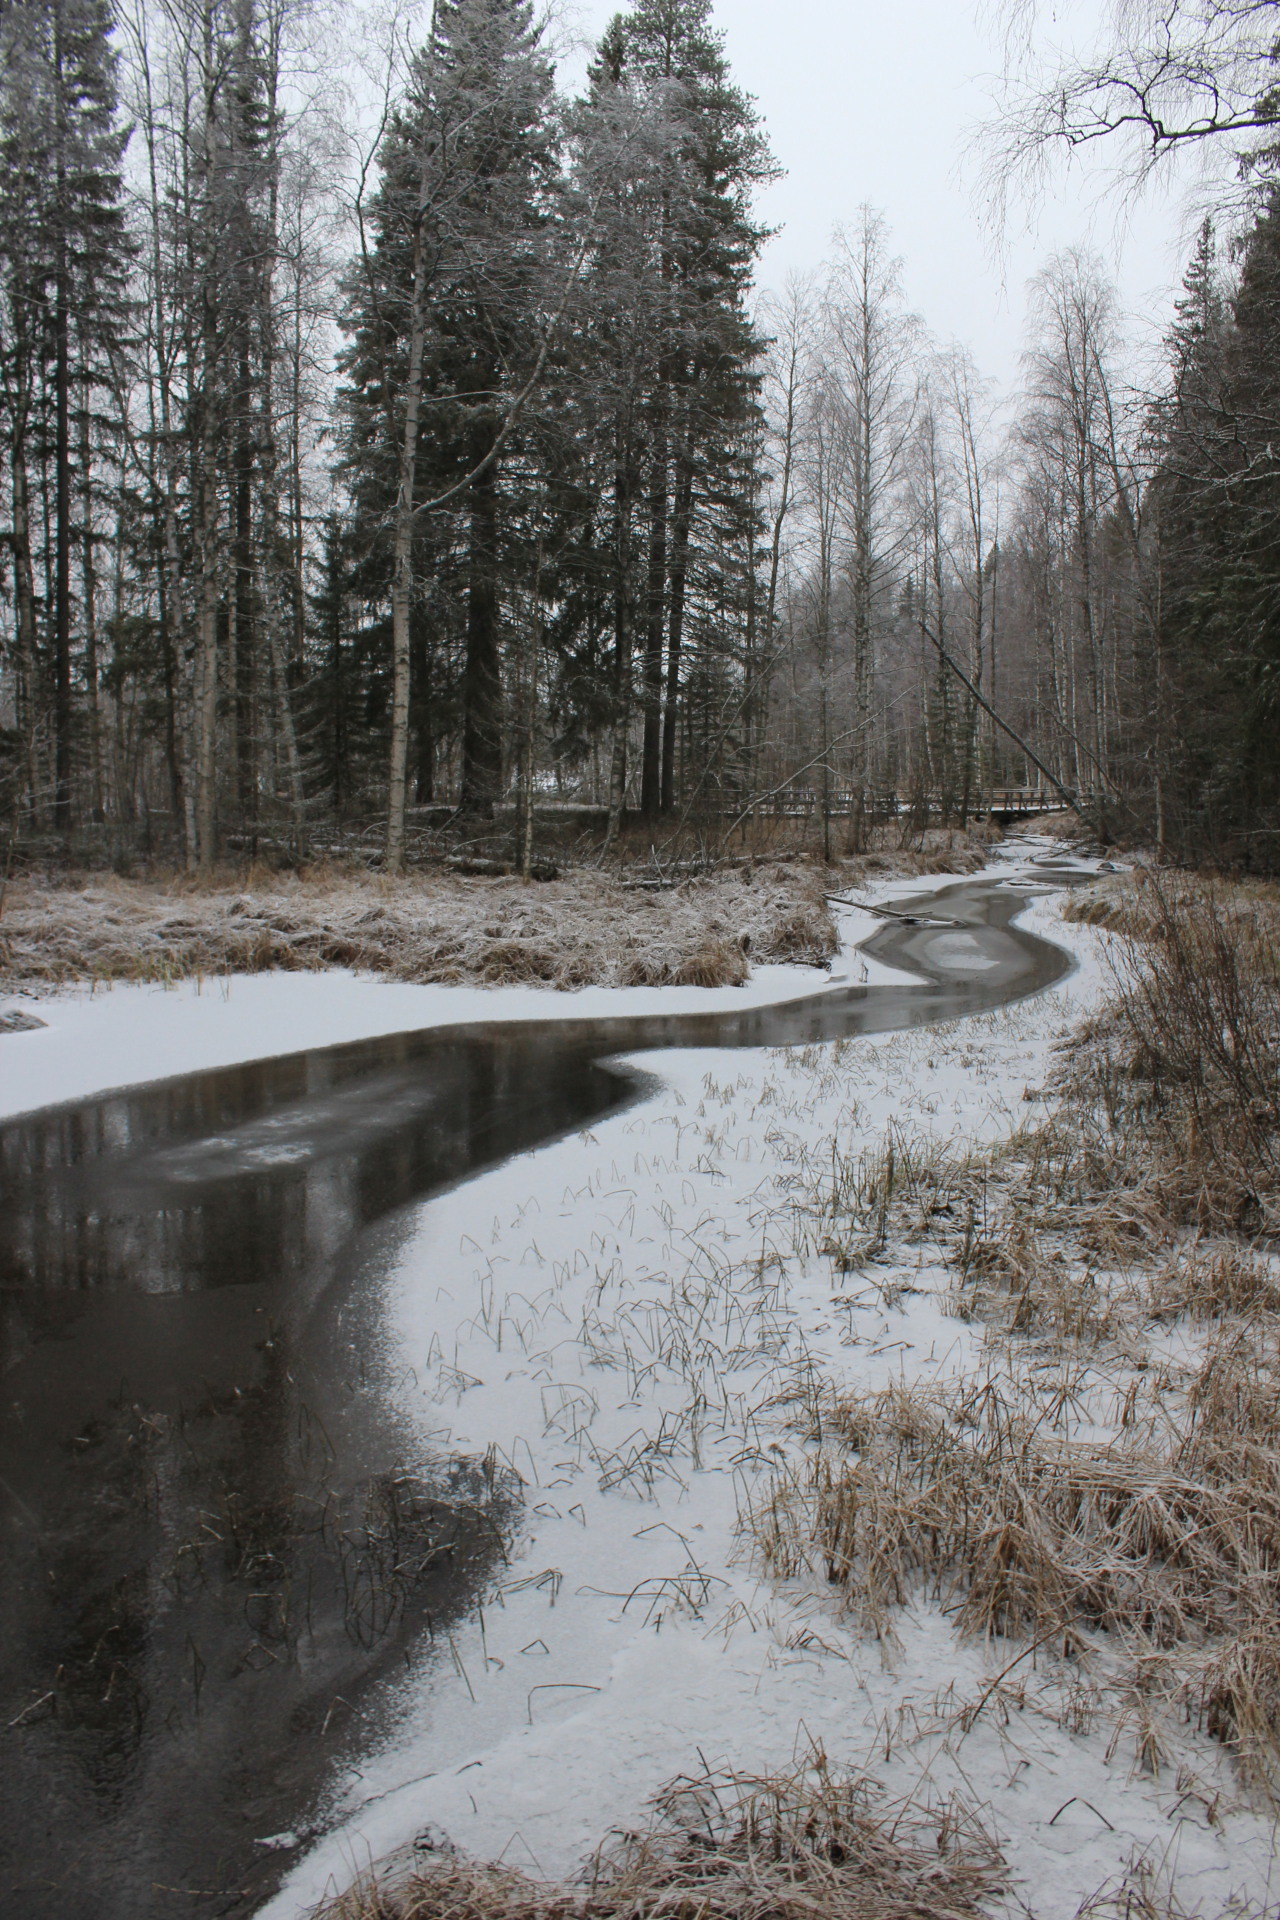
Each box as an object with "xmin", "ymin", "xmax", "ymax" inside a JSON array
[
  {"xmin": 749, "ymin": 874, "xmax": 1280, "ymax": 1907},
  {"xmin": 252, "ymin": 873, "xmax": 1277, "ymax": 1920},
  {"xmin": 0, "ymin": 948, "xmax": 912, "ymax": 1124},
  {"xmin": 0, "ymin": 853, "xmax": 943, "ymax": 1119},
  {"xmin": 0, "ymin": 861, "xmax": 838, "ymax": 993},
  {"xmin": 0, "ymin": 818, "xmax": 1010, "ymax": 1002},
  {"xmin": 313, "ymin": 1754, "xmax": 1005, "ymax": 1920}
]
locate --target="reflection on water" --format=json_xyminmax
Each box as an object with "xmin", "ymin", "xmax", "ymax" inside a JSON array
[{"xmin": 0, "ymin": 871, "xmax": 1080, "ymax": 1918}]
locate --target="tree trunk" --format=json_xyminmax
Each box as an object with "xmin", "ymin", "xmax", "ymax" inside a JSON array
[
  {"xmin": 605, "ymin": 421, "xmax": 638, "ymax": 846},
  {"xmin": 52, "ymin": 222, "xmax": 73, "ymax": 830},
  {"xmin": 640, "ymin": 420, "xmax": 667, "ymax": 819},
  {"xmin": 386, "ymin": 201, "xmax": 432, "ymax": 874},
  {"xmin": 233, "ymin": 377, "xmax": 255, "ymax": 826},
  {"xmin": 80, "ymin": 393, "xmax": 103, "ymax": 823},
  {"xmin": 193, "ymin": 464, "xmax": 221, "ymax": 874},
  {"xmin": 520, "ymin": 533, "xmax": 543, "ymax": 883},
  {"xmin": 158, "ymin": 482, "xmax": 186, "ymax": 835},
  {"xmin": 10, "ymin": 441, "xmax": 40, "ymax": 754},
  {"xmin": 259, "ymin": 555, "xmax": 306, "ymax": 853},
  {"xmin": 659, "ymin": 454, "xmax": 692, "ymax": 815},
  {"xmin": 459, "ymin": 422, "xmax": 503, "ymax": 815}
]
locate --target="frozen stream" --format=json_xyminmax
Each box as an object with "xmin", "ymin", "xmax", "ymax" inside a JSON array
[{"xmin": 0, "ymin": 861, "xmax": 1104, "ymax": 1918}]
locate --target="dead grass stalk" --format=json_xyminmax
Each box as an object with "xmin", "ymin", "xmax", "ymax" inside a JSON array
[{"xmin": 311, "ymin": 1758, "xmax": 1003, "ymax": 1920}]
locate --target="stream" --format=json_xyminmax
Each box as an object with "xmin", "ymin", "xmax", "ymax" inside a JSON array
[{"xmin": 0, "ymin": 862, "xmax": 1086, "ymax": 1918}]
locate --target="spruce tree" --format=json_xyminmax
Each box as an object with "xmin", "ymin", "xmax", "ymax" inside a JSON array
[
  {"xmin": 0, "ymin": 0, "xmax": 132, "ymax": 829},
  {"xmin": 339, "ymin": 0, "xmax": 560, "ymax": 855},
  {"xmin": 570, "ymin": 0, "xmax": 773, "ymax": 825},
  {"xmin": 1149, "ymin": 196, "xmax": 1280, "ymax": 862}
]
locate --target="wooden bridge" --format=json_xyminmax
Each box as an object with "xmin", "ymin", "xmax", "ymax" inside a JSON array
[
  {"xmin": 982, "ymin": 788, "xmax": 1104, "ymax": 823},
  {"xmin": 768, "ymin": 787, "xmax": 1102, "ymax": 823}
]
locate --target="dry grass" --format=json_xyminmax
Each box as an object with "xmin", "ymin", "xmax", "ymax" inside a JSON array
[
  {"xmin": 1063, "ymin": 865, "xmax": 1280, "ymax": 943},
  {"xmin": 744, "ymin": 872, "xmax": 1280, "ymax": 1804},
  {"xmin": 274, "ymin": 863, "xmax": 1278, "ymax": 1918},
  {"xmin": 312, "ymin": 1758, "xmax": 1003, "ymax": 1920},
  {"xmin": 753, "ymin": 1328, "xmax": 1280, "ymax": 1648},
  {"xmin": 752, "ymin": 1289, "xmax": 1280, "ymax": 1792},
  {"xmin": 1061, "ymin": 872, "xmax": 1280, "ymax": 1231},
  {"xmin": 0, "ymin": 817, "xmax": 1016, "ymax": 997},
  {"xmin": 0, "ymin": 1005, "xmax": 44, "ymax": 1031},
  {"xmin": 1074, "ymin": 1859, "xmax": 1275, "ymax": 1920},
  {"xmin": 0, "ymin": 863, "xmax": 837, "ymax": 993}
]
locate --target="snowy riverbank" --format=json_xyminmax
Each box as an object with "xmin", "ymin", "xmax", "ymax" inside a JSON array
[
  {"xmin": 229, "ymin": 847, "xmax": 1270, "ymax": 1920},
  {"xmin": 0, "ymin": 860, "xmax": 964, "ymax": 1121},
  {"xmin": 9, "ymin": 839, "xmax": 1273, "ymax": 1919}
]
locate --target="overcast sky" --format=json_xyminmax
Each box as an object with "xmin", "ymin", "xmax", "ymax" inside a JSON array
[{"xmin": 562, "ymin": 0, "xmax": 1196, "ymax": 395}]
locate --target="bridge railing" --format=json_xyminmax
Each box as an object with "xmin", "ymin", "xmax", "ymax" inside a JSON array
[{"xmin": 759, "ymin": 787, "xmax": 1091, "ymax": 818}]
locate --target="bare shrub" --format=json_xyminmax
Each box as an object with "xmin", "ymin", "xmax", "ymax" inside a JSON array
[
  {"xmin": 312, "ymin": 1758, "xmax": 1003, "ymax": 1920},
  {"xmin": 1060, "ymin": 873, "xmax": 1280, "ymax": 1230}
]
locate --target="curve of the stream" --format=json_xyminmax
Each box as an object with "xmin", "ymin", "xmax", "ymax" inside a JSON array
[{"xmin": 0, "ymin": 861, "xmax": 1089, "ymax": 1920}]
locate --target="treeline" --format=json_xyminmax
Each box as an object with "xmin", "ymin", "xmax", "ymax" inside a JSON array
[
  {"xmin": 1, "ymin": 0, "xmax": 1277, "ymax": 871},
  {"xmin": 763, "ymin": 201, "xmax": 1280, "ymax": 871}
]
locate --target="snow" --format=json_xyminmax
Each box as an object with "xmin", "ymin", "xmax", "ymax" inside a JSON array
[
  {"xmin": 0, "ymin": 956, "xmax": 881, "ymax": 1125},
  {"xmin": 10, "ymin": 837, "xmax": 1271, "ymax": 1917}
]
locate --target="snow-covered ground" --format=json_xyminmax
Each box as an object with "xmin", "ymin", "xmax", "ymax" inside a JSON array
[
  {"xmin": 7, "ymin": 840, "xmax": 1274, "ymax": 1917},
  {"xmin": 0, "ymin": 893, "xmax": 913, "ymax": 1123}
]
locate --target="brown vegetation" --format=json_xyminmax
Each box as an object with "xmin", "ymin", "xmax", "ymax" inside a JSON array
[
  {"xmin": 312, "ymin": 1758, "xmax": 1002, "ymax": 1920},
  {"xmin": 0, "ymin": 862, "xmax": 835, "ymax": 993},
  {"xmin": 740, "ymin": 879, "xmax": 1280, "ymax": 1804},
  {"xmin": 755, "ymin": 1339, "xmax": 1280, "ymax": 1794},
  {"xmin": 1063, "ymin": 870, "xmax": 1280, "ymax": 1230},
  {"xmin": 299, "ymin": 870, "xmax": 1280, "ymax": 1920},
  {"xmin": 751, "ymin": 874, "xmax": 1280, "ymax": 1803},
  {"xmin": 0, "ymin": 828, "xmax": 1002, "ymax": 996}
]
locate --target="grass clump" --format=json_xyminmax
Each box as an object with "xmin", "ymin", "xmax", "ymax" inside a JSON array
[
  {"xmin": 312, "ymin": 1758, "xmax": 1003, "ymax": 1920},
  {"xmin": 753, "ymin": 1332, "xmax": 1280, "ymax": 1656}
]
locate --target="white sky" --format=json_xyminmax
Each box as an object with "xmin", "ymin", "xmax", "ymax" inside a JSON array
[{"xmin": 561, "ymin": 0, "xmax": 1199, "ymax": 395}]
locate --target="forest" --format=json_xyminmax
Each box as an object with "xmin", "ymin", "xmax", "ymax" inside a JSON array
[{"xmin": 1, "ymin": 0, "xmax": 1278, "ymax": 875}]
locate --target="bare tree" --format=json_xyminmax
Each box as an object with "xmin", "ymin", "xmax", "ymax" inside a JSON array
[
  {"xmin": 1012, "ymin": 250, "xmax": 1132, "ymax": 792},
  {"xmin": 983, "ymin": 0, "xmax": 1280, "ymax": 215},
  {"xmin": 822, "ymin": 209, "xmax": 919, "ymax": 845}
]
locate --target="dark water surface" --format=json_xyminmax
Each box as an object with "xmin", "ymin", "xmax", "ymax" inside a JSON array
[{"xmin": 0, "ymin": 868, "xmax": 1082, "ymax": 1918}]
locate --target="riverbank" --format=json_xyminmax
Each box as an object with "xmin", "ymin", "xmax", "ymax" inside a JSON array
[
  {"xmin": 0, "ymin": 827, "xmax": 1002, "ymax": 1000},
  {"xmin": 256, "ymin": 859, "xmax": 1278, "ymax": 1920},
  {"xmin": 0, "ymin": 844, "xmax": 1058, "ymax": 1915},
  {"xmin": 9, "ymin": 845, "xmax": 1273, "ymax": 1919}
]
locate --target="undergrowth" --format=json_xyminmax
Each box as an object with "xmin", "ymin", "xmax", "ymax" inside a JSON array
[
  {"xmin": 302, "ymin": 867, "xmax": 1280, "ymax": 1919},
  {"xmin": 752, "ymin": 873, "xmax": 1280, "ymax": 1807},
  {"xmin": 0, "ymin": 823, "xmax": 1009, "ymax": 996},
  {"xmin": 0, "ymin": 863, "xmax": 835, "ymax": 992}
]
